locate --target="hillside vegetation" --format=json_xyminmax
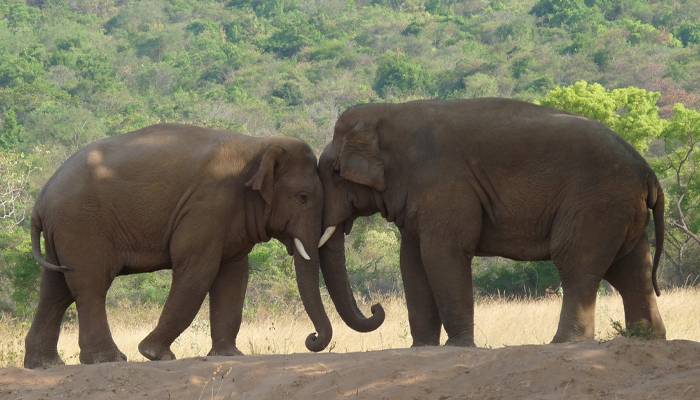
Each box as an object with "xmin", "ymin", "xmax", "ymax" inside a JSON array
[{"xmin": 1, "ymin": 0, "xmax": 700, "ymax": 317}]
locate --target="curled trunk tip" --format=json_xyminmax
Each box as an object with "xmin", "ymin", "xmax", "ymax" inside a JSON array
[
  {"xmin": 305, "ymin": 330, "xmax": 332, "ymax": 352},
  {"xmin": 348, "ymin": 302, "xmax": 385, "ymax": 332}
]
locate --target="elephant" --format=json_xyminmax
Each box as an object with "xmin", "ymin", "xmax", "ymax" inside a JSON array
[
  {"xmin": 316, "ymin": 98, "xmax": 667, "ymax": 348},
  {"xmin": 24, "ymin": 123, "xmax": 345, "ymax": 368}
]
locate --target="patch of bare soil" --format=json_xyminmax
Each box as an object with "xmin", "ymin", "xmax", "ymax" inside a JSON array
[{"xmin": 1, "ymin": 338, "xmax": 698, "ymax": 400}]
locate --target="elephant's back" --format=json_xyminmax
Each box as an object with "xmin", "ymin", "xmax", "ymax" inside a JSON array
[
  {"xmin": 389, "ymin": 98, "xmax": 651, "ymax": 182},
  {"xmin": 401, "ymin": 98, "xmax": 654, "ymax": 220},
  {"xmin": 34, "ymin": 124, "xmax": 252, "ymax": 243}
]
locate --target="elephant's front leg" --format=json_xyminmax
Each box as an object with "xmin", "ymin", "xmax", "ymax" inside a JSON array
[
  {"xmin": 139, "ymin": 214, "xmax": 224, "ymax": 361},
  {"xmin": 399, "ymin": 230, "xmax": 441, "ymax": 346},
  {"xmin": 414, "ymin": 180, "xmax": 481, "ymax": 347},
  {"xmin": 420, "ymin": 238, "xmax": 476, "ymax": 347},
  {"xmin": 208, "ymin": 256, "xmax": 249, "ymax": 356}
]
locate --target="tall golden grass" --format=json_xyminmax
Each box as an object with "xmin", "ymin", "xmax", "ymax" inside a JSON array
[{"xmin": 1, "ymin": 287, "xmax": 698, "ymax": 368}]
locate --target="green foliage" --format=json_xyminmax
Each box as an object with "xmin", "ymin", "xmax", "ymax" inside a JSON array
[
  {"xmin": 0, "ymin": 110, "xmax": 23, "ymax": 150},
  {"xmin": 0, "ymin": 151, "xmax": 39, "ymax": 315},
  {"xmin": 656, "ymin": 104, "xmax": 700, "ymax": 286},
  {"xmin": 608, "ymin": 320, "xmax": 657, "ymax": 340},
  {"xmin": 540, "ymin": 81, "xmax": 665, "ymax": 152},
  {"xmin": 271, "ymin": 81, "xmax": 304, "ymax": 106},
  {"xmin": 109, "ymin": 271, "xmax": 172, "ymax": 306},
  {"xmin": 620, "ymin": 18, "xmax": 662, "ymax": 46},
  {"xmin": 247, "ymin": 241, "xmax": 299, "ymax": 310},
  {"xmin": 228, "ymin": 0, "xmax": 291, "ymax": 18},
  {"xmin": 374, "ymin": 53, "xmax": 432, "ymax": 97},
  {"xmin": 262, "ymin": 11, "xmax": 321, "ymax": 58},
  {"xmin": 473, "ymin": 260, "xmax": 560, "ymax": 297},
  {"xmin": 676, "ymin": 22, "xmax": 700, "ymax": 47},
  {"xmin": 531, "ymin": 0, "xmax": 603, "ymax": 29},
  {"xmin": 345, "ymin": 217, "xmax": 402, "ymax": 295},
  {"xmin": 0, "ymin": 225, "xmax": 38, "ymax": 317}
]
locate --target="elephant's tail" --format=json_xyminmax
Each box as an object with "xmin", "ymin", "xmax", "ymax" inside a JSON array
[
  {"xmin": 647, "ymin": 174, "xmax": 664, "ymax": 297},
  {"xmin": 31, "ymin": 212, "xmax": 72, "ymax": 272}
]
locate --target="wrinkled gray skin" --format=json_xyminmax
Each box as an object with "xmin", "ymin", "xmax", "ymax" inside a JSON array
[
  {"xmin": 319, "ymin": 98, "xmax": 666, "ymax": 347},
  {"xmin": 25, "ymin": 124, "xmax": 332, "ymax": 369}
]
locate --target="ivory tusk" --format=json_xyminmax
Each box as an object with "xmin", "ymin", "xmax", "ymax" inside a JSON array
[
  {"xmin": 294, "ymin": 238, "xmax": 311, "ymax": 260},
  {"xmin": 318, "ymin": 226, "xmax": 337, "ymax": 248}
]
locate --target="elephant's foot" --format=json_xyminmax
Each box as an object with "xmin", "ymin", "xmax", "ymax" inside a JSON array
[
  {"xmin": 24, "ymin": 351, "xmax": 65, "ymax": 369},
  {"xmin": 551, "ymin": 328, "xmax": 594, "ymax": 344},
  {"xmin": 138, "ymin": 338, "xmax": 176, "ymax": 361},
  {"xmin": 411, "ymin": 337, "xmax": 440, "ymax": 347},
  {"xmin": 624, "ymin": 319, "xmax": 666, "ymax": 340},
  {"xmin": 208, "ymin": 345, "xmax": 244, "ymax": 357},
  {"xmin": 444, "ymin": 333, "xmax": 475, "ymax": 347},
  {"xmin": 411, "ymin": 342, "xmax": 439, "ymax": 347},
  {"xmin": 79, "ymin": 347, "xmax": 127, "ymax": 365}
]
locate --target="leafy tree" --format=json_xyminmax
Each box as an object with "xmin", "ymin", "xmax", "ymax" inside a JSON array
[
  {"xmin": 227, "ymin": 0, "xmax": 291, "ymax": 18},
  {"xmin": 539, "ymin": 81, "xmax": 665, "ymax": 152},
  {"xmin": 530, "ymin": 0, "xmax": 603, "ymax": 29},
  {"xmin": 675, "ymin": 22, "xmax": 700, "ymax": 47},
  {"xmin": 657, "ymin": 104, "xmax": 700, "ymax": 285},
  {"xmin": 462, "ymin": 73, "xmax": 499, "ymax": 98},
  {"xmin": 0, "ymin": 110, "xmax": 23, "ymax": 150},
  {"xmin": 271, "ymin": 81, "xmax": 304, "ymax": 106},
  {"xmin": 373, "ymin": 53, "xmax": 432, "ymax": 97},
  {"xmin": 0, "ymin": 151, "xmax": 38, "ymax": 315},
  {"xmin": 262, "ymin": 11, "xmax": 321, "ymax": 58},
  {"xmin": 621, "ymin": 18, "xmax": 661, "ymax": 46}
]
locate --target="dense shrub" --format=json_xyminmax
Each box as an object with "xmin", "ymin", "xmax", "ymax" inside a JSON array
[{"xmin": 373, "ymin": 53, "xmax": 432, "ymax": 97}]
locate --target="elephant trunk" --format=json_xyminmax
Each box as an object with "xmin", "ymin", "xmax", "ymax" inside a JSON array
[
  {"xmin": 293, "ymin": 240, "xmax": 333, "ymax": 352},
  {"xmin": 319, "ymin": 228, "xmax": 385, "ymax": 332}
]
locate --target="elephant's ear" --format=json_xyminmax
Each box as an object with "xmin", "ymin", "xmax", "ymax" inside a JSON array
[
  {"xmin": 337, "ymin": 121, "xmax": 386, "ymax": 191},
  {"xmin": 246, "ymin": 145, "xmax": 285, "ymax": 204}
]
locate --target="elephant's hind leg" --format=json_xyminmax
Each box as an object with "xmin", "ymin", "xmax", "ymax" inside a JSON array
[
  {"xmin": 208, "ymin": 256, "xmax": 248, "ymax": 357},
  {"xmin": 550, "ymin": 210, "xmax": 627, "ymax": 343},
  {"xmin": 604, "ymin": 235, "xmax": 666, "ymax": 339},
  {"xmin": 64, "ymin": 264, "xmax": 126, "ymax": 365},
  {"xmin": 24, "ymin": 269, "xmax": 74, "ymax": 369}
]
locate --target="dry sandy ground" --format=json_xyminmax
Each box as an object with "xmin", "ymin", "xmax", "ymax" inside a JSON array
[{"xmin": 1, "ymin": 338, "xmax": 698, "ymax": 400}]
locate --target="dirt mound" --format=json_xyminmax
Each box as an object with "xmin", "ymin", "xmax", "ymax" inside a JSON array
[{"xmin": 1, "ymin": 338, "xmax": 698, "ymax": 400}]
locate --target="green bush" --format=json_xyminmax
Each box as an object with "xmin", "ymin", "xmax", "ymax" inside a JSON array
[
  {"xmin": 473, "ymin": 260, "xmax": 560, "ymax": 298},
  {"xmin": 373, "ymin": 53, "xmax": 432, "ymax": 97},
  {"xmin": 0, "ymin": 225, "xmax": 39, "ymax": 317},
  {"xmin": 0, "ymin": 110, "xmax": 23, "ymax": 150},
  {"xmin": 539, "ymin": 81, "xmax": 665, "ymax": 152},
  {"xmin": 676, "ymin": 22, "xmax": 700, "ymax": 47},
  {"xmin": 262, "ymin": 11, "xmax": 321, "ymax": 58},
  {"xmin": 271, "ymin": 81, "xmax": 304, "ymax": 106},
  {"xmin": 608, "ymin": 320, "xmax": 657, "ymax": 340},
  {"xmin": 530, "ymin": 0, "xmax": 603, "ymax": 29}
]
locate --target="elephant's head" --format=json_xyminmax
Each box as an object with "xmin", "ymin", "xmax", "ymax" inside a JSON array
[
  {"xmin": 246, "ymin": 137, "xmax": 331, "ymax": 352},
  {"xmin": 317, "ymin": 105, "xmax": 390, "ymax": 333}
]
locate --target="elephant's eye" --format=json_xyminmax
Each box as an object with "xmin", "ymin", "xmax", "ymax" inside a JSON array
[{"xmin": 297, "ymin": 192, "xmax": 309, "ymax": 205}]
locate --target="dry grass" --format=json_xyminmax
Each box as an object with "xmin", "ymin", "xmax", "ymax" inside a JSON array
[{"xmin": 1, "ymin": 287, "xmax": 698, "ymax": 368}]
